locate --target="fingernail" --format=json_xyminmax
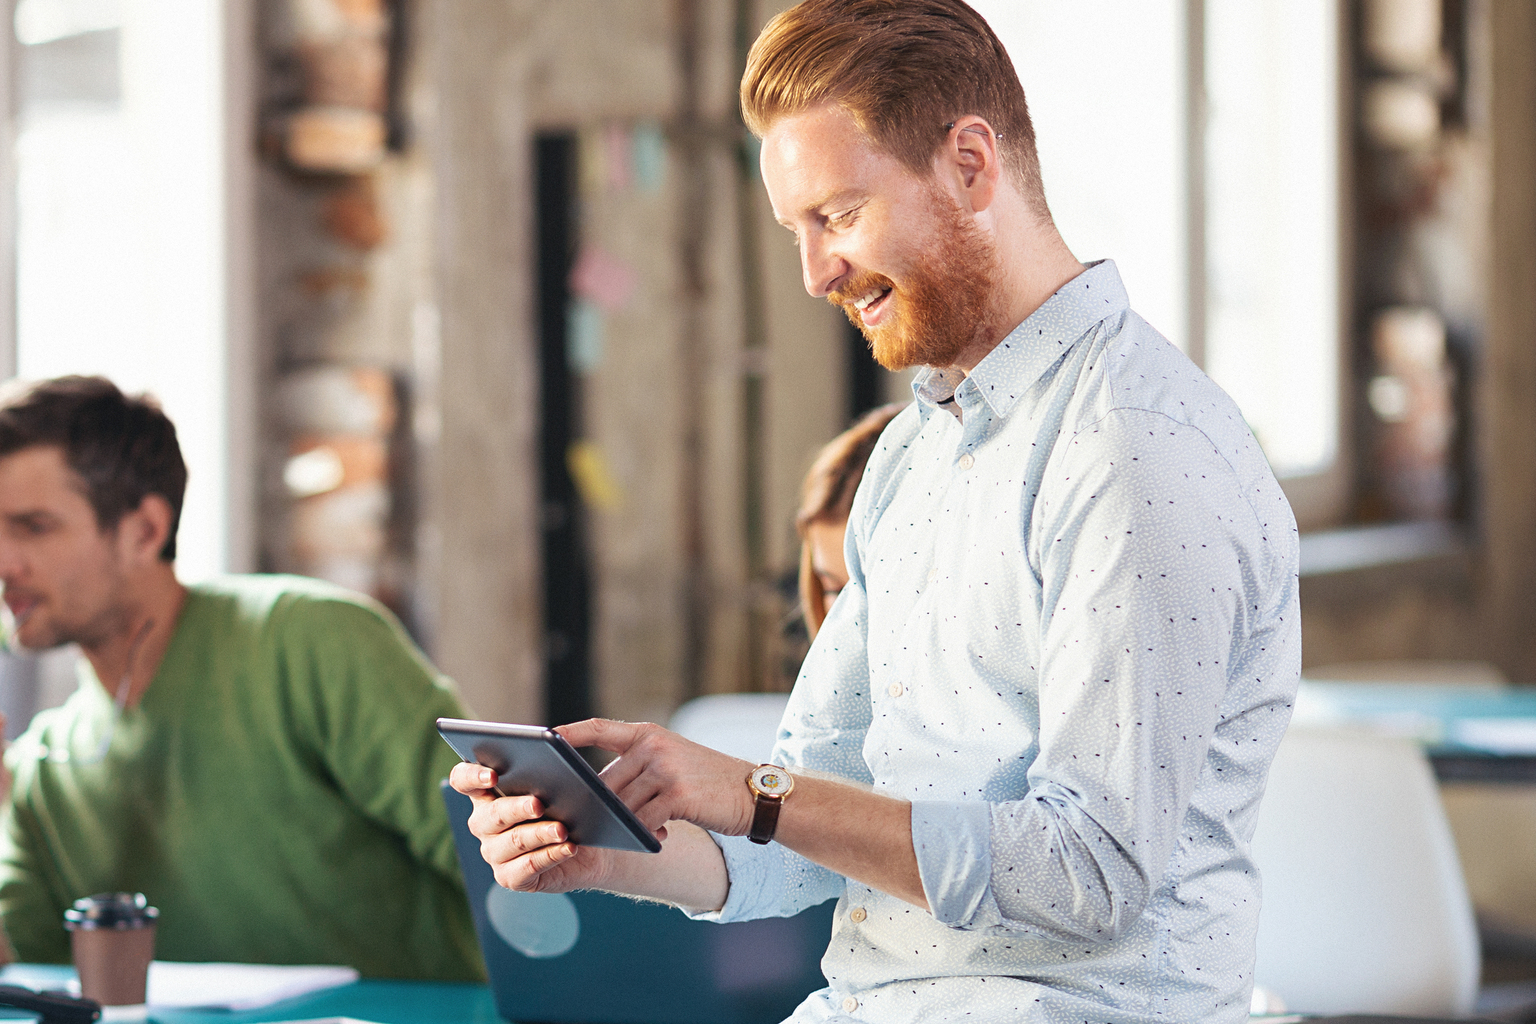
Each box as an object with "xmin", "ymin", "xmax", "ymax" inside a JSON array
[{"xmin": 479, "ymin": 768, "xmax": 493, "ymax": 786}]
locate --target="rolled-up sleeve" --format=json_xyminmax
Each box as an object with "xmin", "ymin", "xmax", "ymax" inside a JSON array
[
  {"xmin": 685, "ymin": 832, "xmax": 846, "ymax": 923},
  {"xmin": 911, "ymin": 799, "xmax": 993, "ymax": 925}
]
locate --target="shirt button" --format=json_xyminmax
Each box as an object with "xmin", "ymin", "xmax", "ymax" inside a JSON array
[
  {"xmin": 926, "ymin": 567, "xmax": 939, "ymax": 583},
  {"xmin": 887, "ymin": 682, "xmax": 903, "ymax": 698},
  {"xmin": 842, "ymin": 996, "xmax": 859, "ymax": 1013},
  {"xmin": 958, "ymin": 453, "xmax": 975, "ymax": 470},
  {"xmin": 850, "ymin": 907, "xmax": 867, "ymax": 923}
]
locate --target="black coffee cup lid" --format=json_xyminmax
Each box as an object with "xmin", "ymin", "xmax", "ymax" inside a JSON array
[{"xmin": 63, "ymin": 892, "xmax": 159, "ymax": 930}]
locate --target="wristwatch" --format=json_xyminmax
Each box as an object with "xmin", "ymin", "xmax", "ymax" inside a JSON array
[{"xmin": 747, "ymin": 764, "xmax": 795, "ymax": 845}]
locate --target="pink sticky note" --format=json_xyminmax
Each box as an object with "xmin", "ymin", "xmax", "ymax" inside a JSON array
[
  {"xmin": 604, "ymin": 124, "xmax": 632, "ymax": 190},
  {"xmin": 569, "ymin": 245, "xmax": 639, "ymax": 312}
]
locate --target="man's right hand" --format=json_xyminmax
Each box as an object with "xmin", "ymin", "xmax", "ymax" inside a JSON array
[{"xmin": 448, "ymin": 761, "xmax": 616, "ymax": 894}]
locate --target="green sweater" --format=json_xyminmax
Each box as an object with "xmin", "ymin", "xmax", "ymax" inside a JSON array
[{"xmin": 0, "ymin": 576, "xmax": 482, "ymax": 980}]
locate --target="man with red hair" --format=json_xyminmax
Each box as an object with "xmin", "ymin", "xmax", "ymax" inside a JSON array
[{"xmin": 455, "ymin": 2, "xmax": 1299, "ymax": 1021}]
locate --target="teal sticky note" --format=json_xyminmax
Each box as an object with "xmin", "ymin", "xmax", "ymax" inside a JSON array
[
  {"xmin": 567, "ymin": 299, "xmax": 604, "ymax": 373},
  {"xmin": 740, "ymin": 133, "xmax": 762, "ymax": 180},
  {"xmin": 633, "ymin": 122, "xmax": 666, "ymax": 193}
]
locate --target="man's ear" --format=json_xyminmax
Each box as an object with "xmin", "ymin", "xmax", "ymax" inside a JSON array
[
  {"xmin": 117, "ymin": 494, "xmax": 174, "ymax": 565},
  {"xmin": 940, "ymin": 115, "xmax": 1002, "ymax": 214}
]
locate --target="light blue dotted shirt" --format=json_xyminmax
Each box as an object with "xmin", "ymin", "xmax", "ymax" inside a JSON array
[{"xmin": 700, "ymin": 261, "xmax": 1300, "ymax": 1024}]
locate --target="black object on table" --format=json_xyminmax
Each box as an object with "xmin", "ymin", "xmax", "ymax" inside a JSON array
[{"xmin": 0, "ymin": 983, "xmax": 101, "ymax": 1024}]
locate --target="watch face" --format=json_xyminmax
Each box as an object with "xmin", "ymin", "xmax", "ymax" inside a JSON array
[{"xmin": 750, "ymin": 764, "xmax": 794, "ymax": 797}]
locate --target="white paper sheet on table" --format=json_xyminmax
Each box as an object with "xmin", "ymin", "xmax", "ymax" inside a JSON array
[
  {"xmin": 1447, "ymin": 717, "xmax": 1536, "ymax": 755},
  {"xmin": 146, "ymin": 961, "xmax": 359, "ymax": 1010}
]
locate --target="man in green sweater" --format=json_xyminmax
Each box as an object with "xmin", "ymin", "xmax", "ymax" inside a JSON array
[{"xmin": 0, "ymin": 375, "xmax": 481, "ymax": 980}]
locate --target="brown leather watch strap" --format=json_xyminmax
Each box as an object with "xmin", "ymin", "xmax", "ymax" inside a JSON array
[{"xmin": 749, "ymin": 792, "xmax": 783, "ymax": 845}]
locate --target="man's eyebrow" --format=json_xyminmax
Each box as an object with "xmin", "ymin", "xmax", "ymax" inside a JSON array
[{"xmin": 4, "ymin": 509, "xmax": 57, "ymax": 527}]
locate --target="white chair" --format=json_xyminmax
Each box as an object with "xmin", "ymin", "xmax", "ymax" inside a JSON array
[
  {"xmin": 669, "ymin": 692, "xmax": 792, "ymax": 764},
  {"xmin": 1251, "ymin": 726, "xmax": 1480, "ymax": 1017}
]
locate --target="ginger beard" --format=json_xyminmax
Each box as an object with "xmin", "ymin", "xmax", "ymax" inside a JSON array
[{"xmin": 829, "ymin": 183, "xmax": 1003, "ymax": 372}]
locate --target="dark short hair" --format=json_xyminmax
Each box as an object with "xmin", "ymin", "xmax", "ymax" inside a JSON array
[{"xmin": 0, "ymin": 376, "xmax": 188, "ymax": 561}]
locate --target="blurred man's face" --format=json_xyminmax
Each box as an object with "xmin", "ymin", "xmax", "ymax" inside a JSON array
[
  {"xmin": 0, "ymin": 446, "xmax": 131, "ymax": 651},
  {"xmin": 760, "ymin": 102, "xmax": 1001, "ymax": 370}
]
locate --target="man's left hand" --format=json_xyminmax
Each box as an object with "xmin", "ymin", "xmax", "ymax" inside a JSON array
[{"xmin": 557, "ymin": 719, "xmax": 757, "ymax": 841}]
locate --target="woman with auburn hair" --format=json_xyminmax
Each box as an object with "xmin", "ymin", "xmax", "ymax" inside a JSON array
[{"xmin": 794, "ymin": 403, "xmax": 904, "ymax": 639}]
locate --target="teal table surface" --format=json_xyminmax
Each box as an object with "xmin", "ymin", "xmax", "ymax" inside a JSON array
[
  {"xmin": 0, "ymin": 966, "xmax": 501, "ymax": 1024},
  {"xmin": 152, "ymin": 979, "xmax": 502, "ymax": 1024},
  {"xmin": 1295, "ymin": 681, "xmax": 1536, "ymax": 743},
  {"xmin": 1297, "ymin": 681, "xmax": 1536, "ymax": 737},
  {"xmin": 1294, "ymin": 681, "xmax": 1536, "ymax": 782}
]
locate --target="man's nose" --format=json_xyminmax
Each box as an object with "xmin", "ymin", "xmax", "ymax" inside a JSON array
[
  {"xmin": 0, "ymin": 539, "xmax": 23, "ymax": 580},
  {"xmin": 800, "ymin": 234, "xmax": 846, "ymax": 298}
]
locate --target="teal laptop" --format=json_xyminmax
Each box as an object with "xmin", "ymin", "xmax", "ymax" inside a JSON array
[{"xmin": 443, "ymin": 784, "xmax": 835, "ymax": 1024}]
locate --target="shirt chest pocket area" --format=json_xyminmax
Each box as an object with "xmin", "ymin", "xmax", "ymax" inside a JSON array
[{"xmin": 908, "ymin": 520, "xmax": 1043, "ymax": 669}]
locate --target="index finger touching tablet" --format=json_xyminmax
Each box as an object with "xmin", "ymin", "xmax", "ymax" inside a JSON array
[{"xmin": 555, "ymin": 717, "xmax": 648, "ymax": 754}]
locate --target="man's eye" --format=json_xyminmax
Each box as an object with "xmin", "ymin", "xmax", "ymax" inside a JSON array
[{"xmin": 828, "ymin": 207, "xmax": 860, "ymax": 228}]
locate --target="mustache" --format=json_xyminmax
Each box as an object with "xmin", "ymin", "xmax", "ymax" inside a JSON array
[{"xmin": 827, "ymin": 272, "xmax": 895, "ymax": 310}]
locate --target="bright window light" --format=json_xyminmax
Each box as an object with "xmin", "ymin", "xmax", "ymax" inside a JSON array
[
  {"xmin": 13, "ymin": 0, "xmax": 121, "ymax": 46},
  {"xmin": 965, "ymin": 1, "xmax": 1342, "ymax": 484},
  {"xmin": 1203, "ymin": 0, "xmax": 1340, "ymax": 478},
  {"xmin": 14, "ymin": 0, "xmax": 227, "ymax": 581},
  {"xmin": 968, "ymin": 0, "xmax": 1188, "ymax": 350}
]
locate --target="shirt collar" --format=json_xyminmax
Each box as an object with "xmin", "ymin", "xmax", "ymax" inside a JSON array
[{"xmin": 912, "ymin": 259, "xmax": 1129, "ymax": 422}]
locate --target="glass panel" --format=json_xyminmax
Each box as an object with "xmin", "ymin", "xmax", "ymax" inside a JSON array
[
  {"xmin": 1204, "ymin": 0, "xmax": 1340, "ymax": 479},
  {"xmin": 960, "ymin": 0, "xmax": 1189, "ymax": 351},
  {"xmin": 12, "ymin": 0, "xmax": 226, "ymax": 580}
]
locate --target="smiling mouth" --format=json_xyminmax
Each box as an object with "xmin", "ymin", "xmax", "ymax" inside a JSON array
[
  {"xmin": 4, "ymin": 592, "xmax": 38, "ymax": 623},
  {"xmin": 850, "ymin": 286, "xmax": 893, "ymax": 323},
  {"xmin": 1, "ymin": 595, "xmax": 37, "ymax": 651}
]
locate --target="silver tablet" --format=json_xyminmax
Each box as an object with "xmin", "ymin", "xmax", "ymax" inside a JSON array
[{"xmin": 436, "ymin": 718, "xmax": 662, "ymax": 854}]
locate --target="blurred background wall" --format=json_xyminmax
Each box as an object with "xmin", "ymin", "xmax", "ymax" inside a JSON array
[
  {"xmin": 3, "ymin": 0, "xmax": 1536, "ymax": 989},
  {"xmin": 0, "ymin": 0, "xmax": 1532, "ymax": 732}
]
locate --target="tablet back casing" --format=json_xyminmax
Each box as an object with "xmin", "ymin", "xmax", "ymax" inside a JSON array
[{"xmin": 437, "ymin": 719, "xmax": 661, "ymax": 853}]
